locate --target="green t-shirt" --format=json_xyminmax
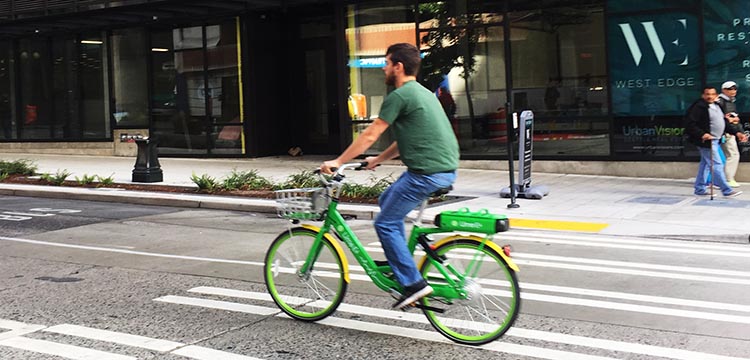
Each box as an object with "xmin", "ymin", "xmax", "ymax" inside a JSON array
[{"xmin": 378, "ymin": 81, "xmax": 459, "ymax": 174}]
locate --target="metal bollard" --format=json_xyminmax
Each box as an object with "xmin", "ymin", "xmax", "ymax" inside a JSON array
[{"xmin": 132, "ymin": 136, "xmax": 163, "ymax": 183}]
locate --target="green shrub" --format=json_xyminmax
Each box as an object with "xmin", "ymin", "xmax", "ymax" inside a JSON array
[
  {"xmin": 40, "ymin": 169, "xmax": 71, "ymax": 186},
  {"xmin": 341, "ymin": 174, "xmax": 394, "ymax": 199},
  {"xmin": 191, "ymin": 173, "xmax": 219, "ymax": 192},
  {"xmin": 96, "ymin": 174, "xmax": 115, "ymax": 187},
  {"xmin": 0, "ymin": 172, "xmax": 8, "ymax": 182},
  {"xmin": 273, "ymin": 170, "xmax": 321, "ymax": 190},
  {"xmin": 222, "ymin": 169, "xmax": 273, "ymax": 191},
  {"xmin": 75, "ymin": 174, "xmax": 97, "ymax": 185},
  {"xmin": 0, "ymin": 159, "xmax": 37, "ymax": 176}
]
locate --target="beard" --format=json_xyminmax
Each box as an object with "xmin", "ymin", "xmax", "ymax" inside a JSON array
[{"xmin": 384, "ymin": 72, "xmax": 396, "ymax": 86}]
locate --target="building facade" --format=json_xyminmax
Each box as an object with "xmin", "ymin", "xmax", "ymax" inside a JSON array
[{"xmin": 0, "ymin": 0, "xmax": 747, "ymax": 162}]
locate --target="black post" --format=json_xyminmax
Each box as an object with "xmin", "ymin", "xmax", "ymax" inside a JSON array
[
  {"xmin": 503, "ymin": 3, "xmax": 519, "ymax": 209},
  {"xmin": 505, "ymin": 107, "xmax": 519, "ymax": 208},
  {"xmin": 132, "ymin": 137, "xmax": 163, "ymax": 183}
]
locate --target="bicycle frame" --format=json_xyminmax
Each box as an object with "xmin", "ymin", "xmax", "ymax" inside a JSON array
[{"xmin": 299, "ymin": 191, "xmax": 487, "ymax": 301}]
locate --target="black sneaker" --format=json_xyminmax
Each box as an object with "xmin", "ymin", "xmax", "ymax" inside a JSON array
[{"xmin": 392, "ymin": 280, "xmax": 433, "ymax": 310}]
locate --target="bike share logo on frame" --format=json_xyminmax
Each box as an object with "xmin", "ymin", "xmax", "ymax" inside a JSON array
[
  {"xmin": 615, "ymin": 17, "xmax": 696, "ymax": 90},
  {"xmin": 451, "ymin": 220, "xmax": 483, "ymax": 229}
]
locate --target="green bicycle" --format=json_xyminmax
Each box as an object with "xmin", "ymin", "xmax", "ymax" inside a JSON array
[{"xmin": 264, "ymin": 162, "xmax": 520, "ymax": 345}]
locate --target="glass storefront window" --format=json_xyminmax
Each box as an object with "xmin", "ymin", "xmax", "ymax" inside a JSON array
[
  {"xmin": 18, "ymin": 38, "xmax": 52, "ymax": 139},
  {"xmin": 0, "ymin": 40, "xmax": 15, "ymax": 140},
  {"xmin": 420, "ymin": 25, "xmax": 508, "ymax": 155},
  {"xmin": 418, "ymin": 0, "xmax": 504, "ymax": 28},
  {"xmin": 111, "ymin": 28, "xmax": 149, "ymax": 128},
  {"xmin": 78, "ymin": 32, "xmax": 108, "ymax": 138},
  {"xmin": 510, "ymin": 4, "xmax": 609, "ymax": 156},
  {"xmin": 52, "ymin": 36, "xmax": 78, "ymax": 139},
  {"xmin": 153, "ymin": 21, "xmax": 243, "ymax": 155},
  {"xmin": 151, "ymin": 28, "xmax": 209, "ymax": 155},
  {"xmin": 206, "ymin": 22, "xmax": 243, "ymax": 155},
  {"xmin": 346, "ymin": 2, "xmax": 415, "ymax": 152}
]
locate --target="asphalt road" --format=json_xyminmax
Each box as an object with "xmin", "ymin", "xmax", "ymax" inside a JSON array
[{"xmin": 0, "ymin": 196, "xmax": 748, "ymax": 360}]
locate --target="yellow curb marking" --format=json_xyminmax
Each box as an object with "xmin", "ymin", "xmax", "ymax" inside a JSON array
[{"xmin": 509, "ymin": 218, "xmax": 609, "ymax": 233}]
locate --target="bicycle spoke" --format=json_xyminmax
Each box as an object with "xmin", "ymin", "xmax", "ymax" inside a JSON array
[
  {"xmin": 265, "ymin": 229, "xmax": 347, "ymax": 321},
  {"xmin": 421, "ymin": 239, "xmax": 519, "ymax": 344}
]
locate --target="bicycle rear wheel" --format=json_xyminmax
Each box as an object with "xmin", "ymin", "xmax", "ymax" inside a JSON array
[
  {"xmin": 264, "ymin": 227, "xmax": 347, "ymax": 321},
  {"xmin": 419, "ymin": 237, "xmax": 520, "ymax": 345}
]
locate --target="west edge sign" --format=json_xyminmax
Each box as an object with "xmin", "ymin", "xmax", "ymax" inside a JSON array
[{"xmin": 608, "ymin": 13, "xmax": 702, "ymax": 116}]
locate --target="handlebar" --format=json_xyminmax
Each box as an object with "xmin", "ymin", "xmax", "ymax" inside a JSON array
[{"xmin": 314, "ymin": 161, "xmax": 369, "ymax": 185}]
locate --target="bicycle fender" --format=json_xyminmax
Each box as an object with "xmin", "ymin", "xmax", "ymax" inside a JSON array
[
  {"xmin": 300, "ymin": 224, "xmax": 351, "ymax": 283},
  {"xmin": 427, "ymin": 235, "xmax": 520, "ymax": 272}
]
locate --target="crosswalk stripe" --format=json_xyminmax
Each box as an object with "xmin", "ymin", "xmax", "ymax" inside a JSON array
[
  {"xmin": 173, "ymin": 345, "xmax": 265, "ymax": 360},
  {"xmin": 0, "ymin": 325, "xmax": 47, "ymax": 341},
  {"xmin": 517, "ymin": 283, "xmax": 750, "ymax": 313},
  {"xmin": 1, "ymin": 318, "xmax": 265, "ymax": 360},
  {"xmin": 181, "ymin": 287, "xmax": 750, "ymax": 360},
  {"xmin": 155, "ymin": 293, "xmax": 615, "ymax": 360},
  {"xmin": 362, "ymin": 247, "xmax": 750, "ymax": 285},
  {"xmin": 0, "ymin": 319, "xmax": 34, "ymax": 331},
  {"xmin": 311, "ymin": 315, "xmax": 617, "ymax": 360},
  {"xmin": 250, "ymin": 256, "xmax": 750, "ymax": 323},
  {"xmin": 154, "ymin": 295, "xmax": 281, "ymax": 315},
  {"xmin": 0, "ymin": 336, "xmax": 136, "ymax": 360},
  {"xmin": 44, "ymin": 324, "xmax": 183, "ymax": 352}
]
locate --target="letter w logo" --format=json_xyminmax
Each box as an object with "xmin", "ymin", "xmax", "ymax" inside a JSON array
[{"xmin": 618, "ymin": 19, "xmax": 688, "ymax": 67}]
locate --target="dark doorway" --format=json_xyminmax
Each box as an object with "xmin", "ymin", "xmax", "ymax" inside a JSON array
[{"xmin": 287, "ymin": 7, "xmax": 341, "ymax": 155}]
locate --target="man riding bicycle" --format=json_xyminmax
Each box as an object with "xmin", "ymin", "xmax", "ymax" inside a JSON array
[{"xmin": 321, "ymin": 43, "xmax": 460, "ymax": 309}]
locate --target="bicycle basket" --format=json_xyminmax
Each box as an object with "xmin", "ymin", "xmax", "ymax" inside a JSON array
[{"xmin": 274, "ymin": 187, "xmax": 330, "ymax": 220}]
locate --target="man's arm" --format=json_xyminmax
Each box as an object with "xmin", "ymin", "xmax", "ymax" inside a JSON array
[
  {"xmin": 365, "ymin": 141, "xmax": 399, "ymax": 169},
  {"xmin": 321, "ymin": 118, "xmax": 390, "ymax": 173}
]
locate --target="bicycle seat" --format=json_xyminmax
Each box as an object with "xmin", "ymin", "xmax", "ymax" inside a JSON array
[{"xmin": 429, "ymin": 186, "xmax": 452, "ymax": 198}]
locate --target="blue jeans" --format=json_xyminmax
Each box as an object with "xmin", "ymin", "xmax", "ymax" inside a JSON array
[
  {"xmin": 374, "ymin": 170, "xmax": 457, "ymax": 287},
  {"xmin": 695, "ymin": 140, "xmax": 732, "ymax": 195}
]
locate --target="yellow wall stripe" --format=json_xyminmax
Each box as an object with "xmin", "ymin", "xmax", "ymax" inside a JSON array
[{"xmin": 236, "ymin": 17, "xmax": 246, "ymax": 154}]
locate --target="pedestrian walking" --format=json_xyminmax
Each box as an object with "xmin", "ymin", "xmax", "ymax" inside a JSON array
[
  {"xmin": 716, "ymin": 81, "xmax": 745, "ymax": 187},
  {"xmin": 684, "ymin": 86, "xmax": 744, "ymax": 197}
]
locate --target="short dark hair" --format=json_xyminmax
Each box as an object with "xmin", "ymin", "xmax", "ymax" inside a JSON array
[
  {"xmin": 386, "ymin": 43, "xmax": 420, "ymax": 76},
  {"xmin": 703, "ymin": 86, "xmax": 717, "ymax": 93}
]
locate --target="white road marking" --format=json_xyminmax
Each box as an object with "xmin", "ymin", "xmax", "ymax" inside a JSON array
[
  {"xmin": 179, "ymin": 288, "xmax": 750, "ymax": 360},
  {"xmin": 154, "ymin": 295, "xmax": 281, "ymax": 315},
  {"xmin": 311, "ymin": 315, "xmax": 617, "ymax": 360},
  {"xmin": 44, "ymin": 324, "xmax": 183, "ymax": 352},
  {"xmin": 498, "ymin": 234, "xmax": 750, "ymax": 258},
  {"xmin": 0, "ymin": 319, "xmax": 34, "ymax": 331},
  {"xmin": 502, "ymin": 231, "xmax": 750, "ymax": 252},
  {"xmin": 0, "ymin": 325, "xmax": 47, "ymax": 341},
  {"xmin": 173, "ymin": 345, "xmax": 265, "ymax": 360},
  {"xmin": 0, "ymin": 319, "xmax": 264, "ymax": 360},
  {"xmin": 0, "ymin": 336, "xmax": 136, "ymax": 360},
  {"xmin": 0, "ymin": 236, "xmax": 263, "ymax": 266},
  {"xmin": 364, "ymin": 245, "xmax": 750, "ymax": 285}
]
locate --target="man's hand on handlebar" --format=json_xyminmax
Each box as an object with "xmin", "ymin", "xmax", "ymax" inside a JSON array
[
  {"xmin": 364, "ymin": 156, "xmax": 381, "ymax": 170},
  {"xmin": 320, "ymin": 159, "xmax": 341, "ymax": 175}
]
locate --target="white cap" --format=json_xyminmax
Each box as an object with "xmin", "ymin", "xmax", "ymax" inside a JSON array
[{"xmin": 722, "ymin": 81, "xmax": 737, "ymax": 89}]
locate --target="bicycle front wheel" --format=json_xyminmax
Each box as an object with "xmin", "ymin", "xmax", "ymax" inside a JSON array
[
  {"xmin": 264, "ymin": 227, "xmax": 347, "ymax": 321},
  {"xmin": 420, "ymin": 237, "xmax": 520, "ymax": 345}
]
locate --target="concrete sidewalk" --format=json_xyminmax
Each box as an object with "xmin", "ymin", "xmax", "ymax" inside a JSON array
[{"xmin": 0, "ymin": 153, "xmax": 748, "ymax": 243}]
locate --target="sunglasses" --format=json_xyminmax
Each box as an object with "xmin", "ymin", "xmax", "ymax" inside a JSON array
[{"xmin": 725, "ymin": 86, "xmax": 738, "ymax": 90}]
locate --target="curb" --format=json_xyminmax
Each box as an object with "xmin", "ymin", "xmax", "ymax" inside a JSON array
[{"xmin": 0, "ymin": 184, "xmax": 379, "ymax": 220}]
